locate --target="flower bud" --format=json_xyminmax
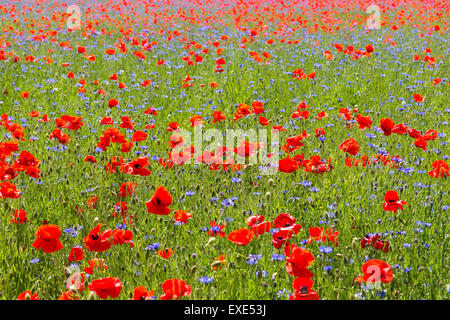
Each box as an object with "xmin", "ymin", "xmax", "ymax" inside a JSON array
[{"xmin": 352, "ymin": 237, "xmax": 359, "ymax": 250}]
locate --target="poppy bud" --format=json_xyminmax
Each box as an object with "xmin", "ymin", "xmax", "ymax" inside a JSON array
[
  {"xmin": 190, "ymin": 265, "xmax": 197, "ymax": 274},
  {"xmin": 94, "ymin": 217, "xmax": 99, "ymax": 222},
  {"xmin": 265, "ymin": 192, "xmax": 271, "ymax": 200},
  {"xmin": 211, "ymin": 261, "xmax": 222, "ymax": 268},
  {"xmin": 336, "ymin": 253, "xmax": 343, "ymax": 259},
  {"xmin": 88, "ymin": 291, "xmax": 97, "ymax": 300},
  {"xmin": 204, "ymin": 237, "xmax": 216, "ymax": 247},
  {"xmin": 150, "ymin": 228, "xmax": 156, "ymax": 233},
  {"xmin": 25, "ymin": 292, "xmax": 31, "ymax": 300},
  {"xmin": 271, "ymin": 272, "xmax": 277, "ymax": 282},
  {"xmin": 351, "ymin": 237, "xmax": 359, "ymax": 250},
  {"xmin": 156, "ymin": 139, "xmax": 161, "ymax": 145},
  {"xmin": 268, "ymin": 178, "xmax": 274, "ymax": 186}
]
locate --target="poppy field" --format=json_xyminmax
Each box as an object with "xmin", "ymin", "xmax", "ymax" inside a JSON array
[{"xmin": 0, "ymin": 0, "xmax": 449, "ymax": 301}]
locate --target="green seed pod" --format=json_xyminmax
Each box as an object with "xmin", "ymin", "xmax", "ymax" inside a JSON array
[
  {"xmin": 265, "ymin": 192, "xmax": 271, "ymax": 200},
  {"xmin": 351, "ymin": 237, "xmax": 359, "ymax": 250},
  {"xmin": 268, "ymin": 178, "xmax": 274, "ymax": 187},
  {"xmin": 190, "ymin": 265, "xmax": 197, "ymax": 274}
]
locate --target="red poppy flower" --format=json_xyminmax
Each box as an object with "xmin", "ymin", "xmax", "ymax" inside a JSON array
[
  {"xmin": 428, "ymin": 160, "xmax": 449, "ymax": 178},
  {"xmin": 259, "ymin": 116, "xmax": 270, "ymax": 126},
  {"xmin": 49, "ymin": 128, "xmax": 71, "ymax": 145},
  {"xmin": 122, "ymin": 157, "xmax": 151, "ymax": 176},
  {"xmin": 167, "ymin": 122, "xmax": 180, "ymax": 132},
  {"xmin": 88, "ymin": 277, "xmax": 122, "ymax": 299},
  {"xmin": 173, "ymin": 210, "xmax": 192, "ymax": 224},
  {"xmin": 307, "ymin": 227, "xmax": 339, "ymax": 246},
  {"xmin": 380, "ymin": 118, "xmax": 395, "ymax": 136},
  {"xmin": 0, "ymin": 181, "xmax": 21, "ymax": 199},
  {"xmin": 112, "ymin": 229, "xmax": 134, "ymax": 247},
  {"xmin": 413, "ymin": 94, "xmax": 424, "ymax": 103},
  {"xmin": 113, "ymin": 202, "xmax": 128, "ymax": 218},
  {"xmin": 251, "ymin": 221, "xmax": 273, "ymax": 236},
  {"xmin": 100, "ymin": 117, "xmax": 114, "ymax": 125},
  {"xmin": 228, "ymin": 228, "xmax": 254, "ymax": 246},
  {"xmin": 11, "ymin": 209, "xmax": 28, "ymax": 224},
  {"xmin": 356, "ymin": 114, "xmax": 372, "ymax": 129},
  {"xmin": 272, "ymin": 228, "xmax": 296, "ymax": 249},
  {"xmin": 284, "ymin": 244, "xmax": 315, "ymax": 278},
  {"xmin": 315, "ymin": 128, "xmax": 325, "ymax": 137},
  {"xmin": 133, "ymin": 286, "xmax": 155, "ymax": 300},
  {"xmin": 190, "ymin": 115, "xmax": 203, "ymax": 127},
  {"xmin": 365, "ymin": 44, "xmax": 374, "ymax": 53},
  {"xmin": 118, "ymin": 181, "xmax": 137, "ymax": 197},
  {"xmin": 278, "ymin": 157, "xmax": 299, "ymax": 173},
  {"xmin": 339, "ymin": 138, "xmax": 359, "ymax": 155},
  {"xmin": 83, "ymin": 259, "xmax": 108, "ymax": 275},
  {"xmin": 356, "ymin": 259, "xmax": 393, "ymax": 284},
  {"xmin": 361, "ymin": 234, "xmax": 390, "ymax": 253},
  {"xmin": 84, "ymin": 155, "xmax": 97, "ymax": 163},
  {"xmin": 146, "ymin": 186, "xmax": 173, "ymax": 215},
  {"xmin": 83, "ymin": 224, "xmax": 113, "ymax": 252},
  {"xmin": 414, "ymin": 137, "xmax": 428, "ymax": 150},
  {"xmin": 68, "ymin": 246, "xmax": 85, "ymax": 262},
  {"xmin": 407, "ymin": 128, "xmax": 422, "ymax": 139},
  {"xmin": 160, "ymin": 279, "xmax": 192, "ymax": 300},
  {"xmin": 157, "ymin": 248, "xmax": 174, "ymax": 259},
  {"xmin": 290, "ymin": 277, "xmax": 319, "ymax": 300},
  {"xmin": 108, "ymin": 99, "xmax": 119, "ymax": 108},
  {"xmin": 132, "ymin": 130, "xmax": 148, "ymax": 142},
  {"xmin": 32, "ymin": 224, "xmax": 63, "ymax": 254},
  {"xmin": 274, "ymin": 213, "xmax": 299, "ymax": 230},
  {"xmin": 17, "ymin": 291, "xmax": 40, "ymax": 300},
  {"xmin": 383, "ymin": 190, "xmax": 407, "ymax": 213},
  {"xmin": 168, "ymin": 134, "xmax": 184, "ymax": 149},
  {"xmin": 391, "ymin": 123, "xmax": 408, "ymax": 135}
]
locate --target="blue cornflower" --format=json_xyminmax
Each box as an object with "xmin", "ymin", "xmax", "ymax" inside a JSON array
[
  {"xmin": 271, "ymin": 253, "xmax": 285, "ymax": 261},
  {"xmin": 199, "ymin": 276, "xmax": 214, "ymax": 284},
  {"xmin": 145, "ymin": 242, "xmax": 161, "ymax": 251},
  {"xmin": 324, "ymin": 265, "xmax": 333, "ymax": 272},
  {"xmin": 319, "ymin": 246, "xmax": 333, "ymax": 254}
]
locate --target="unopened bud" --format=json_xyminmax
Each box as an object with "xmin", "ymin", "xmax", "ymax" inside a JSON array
[
  {"xmin": 204, "ymin": 237, "xmax": 216, "ymax": 247},
  {"xmin": 352, "ymin": 237, "xmax": 359, "ymax": 250},
  {"xmin": 88, "ymin": 291, "xmax": 97, "ymax": 300},
  {"xmin": 190, "ymin": 265, "xmax": 197, "ymax": 274},
  {"xmin": 265, "ymin": 192, "xmax": 271, "ymax": 200}
]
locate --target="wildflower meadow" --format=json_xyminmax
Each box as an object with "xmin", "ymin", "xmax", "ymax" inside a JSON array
[{"xmin": 0, "ymin": 0, "xmax": 448, "ymax": 302}]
